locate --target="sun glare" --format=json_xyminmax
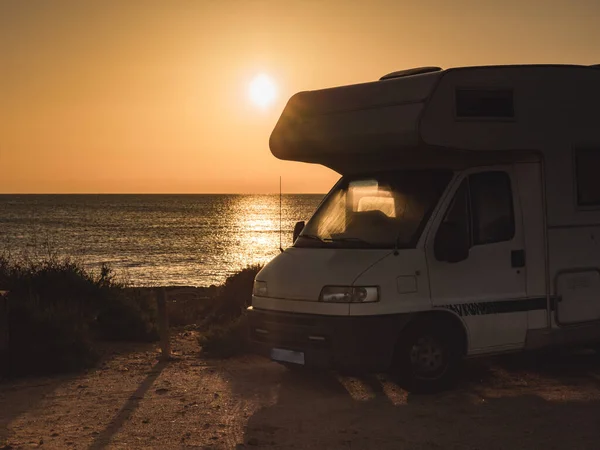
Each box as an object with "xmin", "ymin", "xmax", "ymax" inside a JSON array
[{"xmin": 249, "ymin": 74, "xmax": 277, "ymax": 109}]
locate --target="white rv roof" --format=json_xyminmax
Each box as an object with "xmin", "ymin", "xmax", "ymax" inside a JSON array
[{"xmin": 269, "ymin": 64, "xmax": 600, "ymax": 173}]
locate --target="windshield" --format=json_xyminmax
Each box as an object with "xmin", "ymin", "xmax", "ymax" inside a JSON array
[{"xmin": 296, "ymin": 170, "xmax": 453, "ymax": 249}]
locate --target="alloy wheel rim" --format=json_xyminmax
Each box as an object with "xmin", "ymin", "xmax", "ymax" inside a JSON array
[{"xmin": 409, "ymin": 336, "xmax": 447, "ymax": 379}]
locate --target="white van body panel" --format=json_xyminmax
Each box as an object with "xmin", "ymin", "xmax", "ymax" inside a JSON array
[
  {"xmin": 555, "ymin": 269, "xmax": 600, "ymax": 324},
  {"xmin": 550, "ymin": 229, "xmax": 600, "ymax": 324},
  {"xmin": 255, "ymin": 247, "xmax": 390, "ymax": 297},
  {"xmin": 350, "ymin": 249, "xmax": 430, "ymax": 316},
  {"xmin": 514, "ymin": 163, "xmax": 548, "ymax": 332},
  {"xmin": 421, "ymin": 67, "xmax": 600, "ymax": 153},
  {"xmin": 424, "ymin": 165, "xmax": 528, "ymax": 352},
  {"xmin": 420, "ymin": 67, "xmax": 600, "ymax": 228},
  {"xmin": 426, "ymin": 165, "xmax": 527, "ymax": 302}
]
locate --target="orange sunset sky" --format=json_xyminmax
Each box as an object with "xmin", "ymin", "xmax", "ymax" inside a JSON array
[{"xmin": 1, "ymin": 0, "xmax": 599, "ymax": 194}]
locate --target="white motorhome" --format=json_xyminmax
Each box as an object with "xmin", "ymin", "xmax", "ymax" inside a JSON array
[{"xmin": 247, "ymin": 64, "xmax": 600, "ymax": 391}]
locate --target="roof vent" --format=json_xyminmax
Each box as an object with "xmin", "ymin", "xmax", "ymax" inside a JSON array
[{"xmin": 380, "ymin": 66, "xmax": 442, "ymax": 81}]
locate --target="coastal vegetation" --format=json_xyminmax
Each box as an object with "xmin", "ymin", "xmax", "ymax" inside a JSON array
[
  {"xmin": 0, "ymin": 255, "xmax": 259, "ymax": 378},
  {"xmin": 0, "ymin": 256, "xmax": 158, "ymax": 377},
  {"xmin": 197, "ymin": 264, "xmax": 262, "ymax": 357}
]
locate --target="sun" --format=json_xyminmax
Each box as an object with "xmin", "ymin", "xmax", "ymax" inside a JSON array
[{"xmin": 248, "ymin": 74, "xmax": 277, "ymax": 109}]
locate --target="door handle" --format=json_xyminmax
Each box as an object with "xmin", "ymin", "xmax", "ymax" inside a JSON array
[{"xmin": 511, "ymin": 249, "xmax": 526, "ymax": 268}]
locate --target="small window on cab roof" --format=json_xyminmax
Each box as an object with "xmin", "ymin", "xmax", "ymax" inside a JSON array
[{"xmin": 455, "ymin": 88, "xmax": 514, "ymax": 119}]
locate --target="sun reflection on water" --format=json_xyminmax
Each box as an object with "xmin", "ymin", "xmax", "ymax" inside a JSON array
[
  {"xmin": 227, "ymin": 195, "xmax": 297, "ymax": 270},
  {"xmin": 0, "ymin": 194, "xmax": 324, "ymax": 287}
]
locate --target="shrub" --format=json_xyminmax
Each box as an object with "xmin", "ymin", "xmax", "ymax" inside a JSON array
[
  {"xmin": 199, "ymin": 264, "xmax": 262, "ymax": 329},
  {"xmin": 0, "ymin": 256, "xmax": 158, "ymax": 377},
  {"xmin": 198, "ymin": 315, "xmax": 249, "ymax": 358},
  {"xmin": 92, "ymin": 288, "xmax": 159, "ymax": 342},
  {"xmin": 197, "ymin": 264, "xmax": 262, "ymax": 358},
  {"xmin": 162, "ymin": 286, "xmax": 217, "ymax": 327},
  {"xmin": 6, "ymin": 295, "xmax": 98, "ymax": 376}
]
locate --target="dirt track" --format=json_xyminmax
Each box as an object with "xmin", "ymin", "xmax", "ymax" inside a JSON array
[{"xmin": 3, "ymin": 332, "xmax": 600, "ymax": 449}]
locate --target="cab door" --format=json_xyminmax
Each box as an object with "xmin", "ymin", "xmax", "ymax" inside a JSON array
[{"xmin": 426, "ymin": 167, "xmax": 528, "ymax": 353}]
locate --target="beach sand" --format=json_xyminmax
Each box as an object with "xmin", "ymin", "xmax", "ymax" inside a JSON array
[{"xmin": 3, "ymin": 332, "xmax": 600, "ymax": 449}]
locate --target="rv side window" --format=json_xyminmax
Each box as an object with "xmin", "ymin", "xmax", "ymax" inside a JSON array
[
  {"xmin": 470, "ymin": 172, "xmax": 515, "ymax": 245},
  {"xmin": 455, "ymin": 89, "xmax": 514, "ymax": 119},
  {"xmin": 435, "ymin": 171, "xmax": 514, "ymax": 261},
  {"xmin": 441, "ymin": 180, "xmax": 470, "ymax": 239},
  {"xmin": 434, "ymin": 180, "xmax": 471, "ymax": 263},
  {"xmin": 575, "ymin": 149, "xmax": 600, "ymax": 206}
]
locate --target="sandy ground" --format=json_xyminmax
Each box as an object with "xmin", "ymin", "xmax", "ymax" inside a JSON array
[{"xmin": 3, "ymin": 332, "xmax": 600, "ymax": 449}]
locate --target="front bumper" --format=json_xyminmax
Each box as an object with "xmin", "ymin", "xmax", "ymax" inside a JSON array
[{"xmin": 247, "ymin": 306, "xmax": 412, "ymax": 372}]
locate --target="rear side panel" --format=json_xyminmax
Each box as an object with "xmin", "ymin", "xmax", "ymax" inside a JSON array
[{"xmin": 549, "ymin": 229, "xmax": 600, "ymax": 324}]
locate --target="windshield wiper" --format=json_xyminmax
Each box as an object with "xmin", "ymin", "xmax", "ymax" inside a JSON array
[
  {"xmin": 300, "ymin": 235, "xmax": 379, "ymax": 248},
  {"xmin": 328, "ymin": 237, "xmax": 378, "ymax": 247},
  {"xmin": 299, "ymin": 234, "xmax": 325, "ymax": 242}
]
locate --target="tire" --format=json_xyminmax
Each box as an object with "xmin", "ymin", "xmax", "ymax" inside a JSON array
[{"xmin": 391, "ymin": 318, "xmax": 463, "ymax": 393}]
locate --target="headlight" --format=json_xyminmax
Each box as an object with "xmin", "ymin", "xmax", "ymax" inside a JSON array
[
  {"xmin": 319, "ymin": 286, "xmax": 379, "ymax": 303},
  {"xmin": 253, "ymin": 280, "xmax": 268, "ymax": 297}
]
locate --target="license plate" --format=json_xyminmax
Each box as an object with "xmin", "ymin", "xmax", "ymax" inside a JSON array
[{"xmin": 270, "ymin": 348, "xmax": 305, "ymax": 365}]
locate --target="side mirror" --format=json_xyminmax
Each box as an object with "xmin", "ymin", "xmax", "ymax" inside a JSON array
[
  {"xmin": 293, "ymin": 221, "xmax": 305, "ymax": 243},
  {"xmin": 434, "ymin": 222, "xmax": 469, "ymax": 263}
]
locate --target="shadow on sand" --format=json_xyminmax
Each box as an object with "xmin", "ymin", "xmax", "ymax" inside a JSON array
[
  {"xmin": 88, "ymin": 359, "xmax": 169, "ymax": 450},
  {"xmin": 0, "ymin": 376, "xmax": 67, "ymax": 446},
  {"xmin": 239, "ymin": 350, "xmax": 600, "ymax": 449},
  {"xmin": 0, "ymin": 340, "xmax": 160, "ymax": 448}
]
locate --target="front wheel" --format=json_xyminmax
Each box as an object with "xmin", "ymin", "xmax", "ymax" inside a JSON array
[{"xmin": 391, "ymin": 319, "xmax": 463, "ymax": 393}]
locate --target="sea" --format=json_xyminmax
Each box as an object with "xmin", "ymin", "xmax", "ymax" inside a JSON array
[{"xmin": 0, "ymin": 194, "xmax": 324, "ymax": 287}]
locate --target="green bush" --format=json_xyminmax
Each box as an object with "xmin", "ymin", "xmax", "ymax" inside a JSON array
[
  {"xmin": 93, "ymin": 288, "xmax": 158, "ymax": 342},
  {"xmin": 163, "ymin": 286, "xmax": 218, "ymax": 327},
  {"xmin": 0, "ymin": 256, "xmax": 158, "ymax": 377},
  {"xmin": 197, "ymin": 264, "xmax": 262, "ymax": 358},
  {"xmin": 198, "ymin": 315, "xmax": 249, "ymax": 358},
  {"xmin": 0, "ymin": 255, "xmax": 263, "ymax": 374},
  {"xmin": 7, "ymin": 296, "xmax": 98, "ymax": 376},
  {"xmin": 199, "ymin": 264, "xmax": 262, "ymax": 329}
]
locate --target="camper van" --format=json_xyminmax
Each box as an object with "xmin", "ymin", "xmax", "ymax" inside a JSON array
[{"xmin": 247, "ymin": 64, "xmax": 600, "ymax": 391}]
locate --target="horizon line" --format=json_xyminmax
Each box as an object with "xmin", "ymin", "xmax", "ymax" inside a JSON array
[{"xmin": 0, "ymin": 192, "xmax": 327, "ymax": 195}]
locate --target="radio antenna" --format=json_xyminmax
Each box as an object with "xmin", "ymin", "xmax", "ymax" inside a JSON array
[{"xmin": 279, "ymin": 176, "xmax": 283, "ymax": 252}]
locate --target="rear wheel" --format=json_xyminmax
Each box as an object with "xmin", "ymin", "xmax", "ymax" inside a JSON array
[{"xmin": 391, "ymin": 318, "xmax": 463, "ymax": 393}]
